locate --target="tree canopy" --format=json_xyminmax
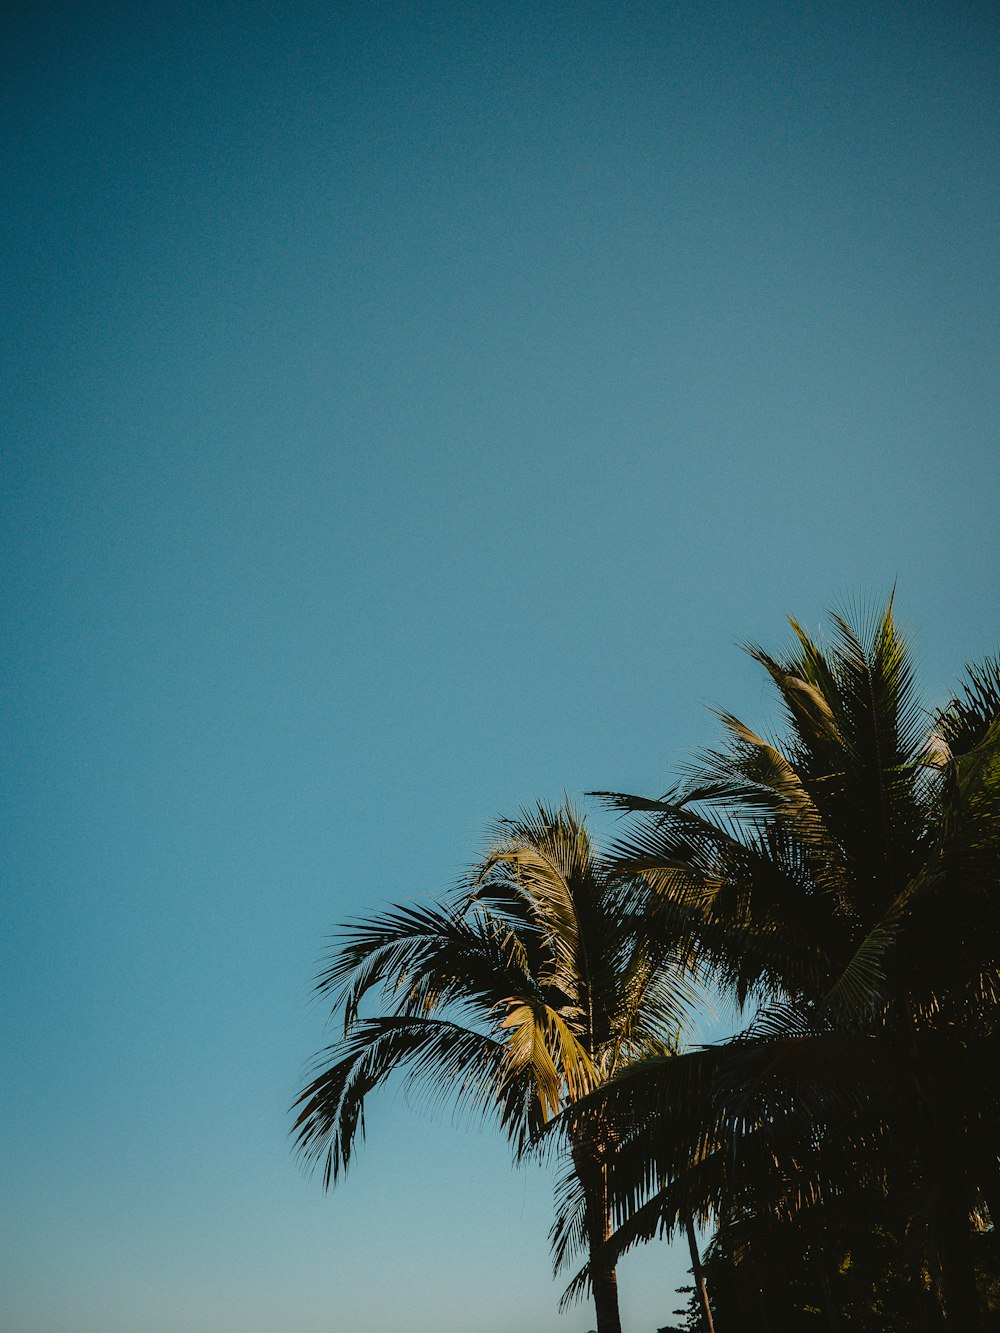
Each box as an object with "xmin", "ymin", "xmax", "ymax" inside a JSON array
[{"xmin": 295, "ymin": 599, "xmax": 1000, "ymax": 1329}]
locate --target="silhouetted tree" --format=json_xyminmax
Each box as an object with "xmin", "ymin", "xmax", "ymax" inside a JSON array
[{"xmin": 293, "ymin": 803, "xmax": 699, "ymax": 1333}]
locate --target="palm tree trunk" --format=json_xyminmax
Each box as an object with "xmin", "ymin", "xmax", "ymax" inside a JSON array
[
  {"xmin": 684, "ymin": 1216, "xmax": 716, "ymax": 1333},
  {"xmin": 573, "ymin": 1144, "xmax": 623, "ymax": 1333}
]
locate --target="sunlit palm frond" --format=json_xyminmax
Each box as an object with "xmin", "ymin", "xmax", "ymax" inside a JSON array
[
  {"xmin": 499, "ymin": 997, "xmax": 596, "ymax": 1114},
  {"xmin": 315, "ymin": 897, "xmax": 534, "ymax": 1029}
]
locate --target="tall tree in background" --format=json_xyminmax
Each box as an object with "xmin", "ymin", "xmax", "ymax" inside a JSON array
[
  {"xmin": 560, "ymin": 600, "xmax": 1000, "ymax": 1328},
  {"xmin": 292, "ymin": 803, "xmax": 699, "ymax": 1333}
]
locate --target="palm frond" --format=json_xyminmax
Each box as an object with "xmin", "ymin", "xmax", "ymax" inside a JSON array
[
  {"xmin": 315, "ymin": 898, "xmax": 537, "ymax": 1032},
  {"xmin": 291, "ymin": 1015, "xmax": 522, "ymax": 1185},
  {"xmin": 934, "ymin": 655, "xmax": 1000, "ymax": 755}
]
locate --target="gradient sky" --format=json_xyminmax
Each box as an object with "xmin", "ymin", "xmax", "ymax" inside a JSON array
[{"xmin": 3, "ymin": 2, "xmax": 999, "ymax": 1330}]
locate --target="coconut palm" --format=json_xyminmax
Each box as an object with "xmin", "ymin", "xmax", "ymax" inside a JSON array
[
  {"xmin": 292, "ymin": 802, "xmax": 699, "ymax": 1333},
  {"xmin": 560, "ymin": 601, "xmax": 1000, "ymax": 1328}
]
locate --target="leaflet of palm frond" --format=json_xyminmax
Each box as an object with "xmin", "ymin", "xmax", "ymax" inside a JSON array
[
  {"xmin": 831, "ymin": 603, "xmax": 926, "ymax": 762},
  {"xmin": 612, "ymin": 951, "xmax": 699, "ymax": 1055},
  {"xmin": 888, "ymin": 812, "xmax": 1000, "ymax": 1019},
  {"xmin": 558, "ymin": 1111, "xmax": 900, "ymax": 1315},
  {"xmin": 819, "ymin": 866, "xmax": 946, "ymax": 1025},
  {"xmin": 745, "ymin": 651, "xmax": 843, "ymax": 755},
  {"xmin": 548, "ymin": 1150, "xmax": 590, "ymax": 1275},
  {"xmin": 314, "ymin": 897, "xmax": 533, "ymax": 1030},
  {"xmin": 553, "ymin": 1027, "xmax": 905, "ymax": 1213},
  {"xmin": 291, "ymin": 1015, "xmax": 529, "ymax": 1185},
  {"xmin": 492, "ymin": 845, "xmax": 603, "ymax": 1005},
  {"xmin": 590, "ymin": 786, "xmax": 694, "ymax": 814},
  {"xmin": 941, "ymin": 721, "xmax": 1000, "ymax": 858},
  {"xmin": 479, "ymin": 807, "xmax": 631, "ymax": 1022},
  {"xmin": 557, "ymin": 1257, "xmax": 594, "ymax": 1310},
  {"xmin": 482, "ymin": 804, "xmax": 601, "ymax": 936},
  {"xmin": 499, "ymin": 997, "xmax": 596, "ymax": 1113},
  {"xmin": 935, "ymin": 656, "xmax": 1000, "ymax": 755},
  {"xmin": 741, "ymin": 611, "xmax": 928, "ymax": 892},
  {"xmin": 606, "ymin": 816, "xmax": 848, "ymax": 1006}
]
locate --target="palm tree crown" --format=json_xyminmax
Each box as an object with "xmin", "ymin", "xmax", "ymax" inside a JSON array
[
  {"xmin": 562, "ymin": 601, "xmax": 1000, "ymax": 1328},
  {"xmin": 292, "ymin": 802, "xmax": 698, "ymax": 1333}
]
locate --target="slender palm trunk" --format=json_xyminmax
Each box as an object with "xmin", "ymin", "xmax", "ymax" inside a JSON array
[
  {"xmin": 684, "ymin": 1216, "xmax": 716, "ymax": 1333},
  {"xmin": 573, "ymin": 1143, "xmax": 622, "ymax": 1333}
]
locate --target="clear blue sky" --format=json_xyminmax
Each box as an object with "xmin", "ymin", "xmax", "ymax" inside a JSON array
[{"xmin": 3, "ymin": 2, "xmax": 998, "ymax": 1329}]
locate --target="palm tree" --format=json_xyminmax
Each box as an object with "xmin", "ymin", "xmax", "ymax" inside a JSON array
[
  {"xmin": 559, "ymin": 600, "xmax": 1000, "ymax": 1328},
  {"xmin": 292, "ymin": 802, "xmax": 699, "ymax": 1333}
]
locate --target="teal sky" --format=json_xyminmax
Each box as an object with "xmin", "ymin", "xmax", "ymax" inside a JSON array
[{"xmin": 3, "ymin": 2, "xmax": 999, "ymax": 1329}]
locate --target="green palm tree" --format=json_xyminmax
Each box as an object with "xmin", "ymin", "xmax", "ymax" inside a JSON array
[
  {"xmin": 292, "ymin": 802, "xmax": 699, "ymax": 1333},
  {"xmin": 561, "ymin": 600, "xmax": 1000, "ymax": 1328}
]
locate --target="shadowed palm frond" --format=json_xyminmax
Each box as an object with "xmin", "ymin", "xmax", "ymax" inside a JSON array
[
  {"xmin": 576, "ymin": 601, "xmax": 1000, "ymax": 1330},
  {"xmin": 934, "ymin": 656, "xmax": 1000, "ymax": 756},
  {"xmin": 291, "ymin": 1015, "xmax": 524, "ymax": 1185}
]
